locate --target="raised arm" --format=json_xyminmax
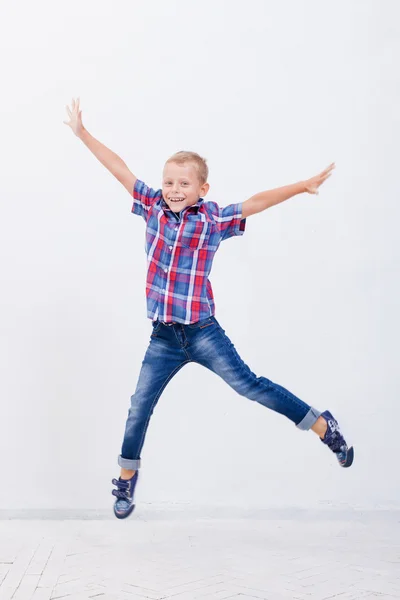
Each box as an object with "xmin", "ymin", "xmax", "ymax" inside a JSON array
[
  {"xmin": 64, "ymin": 98, "xmax": 137, "ymax": 195},
  {"xmin": 241, "ymin": 163, "xmax": 335, "ymax": 219}
]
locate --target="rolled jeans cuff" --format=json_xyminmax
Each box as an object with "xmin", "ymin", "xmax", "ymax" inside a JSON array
[
  {"xmin": 296, "ymin": 407, "xmax": 321, "ymax": 431},
  {"xmin": 118, "ymin": 455, "xmax": 141, "ymax": 470}
]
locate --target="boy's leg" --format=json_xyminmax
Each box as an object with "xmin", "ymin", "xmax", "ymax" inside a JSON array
[
  {"xmin": 188, "ymin": 317, "xmax": 353, "ymax": 466},
  {"xmin": 190, "ymin": 318, "xmax": 320, "ymax": 429},
  {"xmin": 118, "ymin": 324, "xmax": 190, "ymax": 471},
  {"xmin": 113, "ymin": 323, "xmax": 190, "ymax": 518},
  {"xmin": 118, "ymin": 327, "xmax": 190, "ymax": 472}
]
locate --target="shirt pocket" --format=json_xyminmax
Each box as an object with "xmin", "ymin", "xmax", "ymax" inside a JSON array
[{"xmin": 178, "ymin": 220, "xmax": 213, "ymax": 251}]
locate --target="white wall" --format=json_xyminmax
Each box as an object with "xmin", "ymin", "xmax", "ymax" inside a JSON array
[{"xmin": 0, "ymin": 0, "xmax": 399, "ymax": 511}]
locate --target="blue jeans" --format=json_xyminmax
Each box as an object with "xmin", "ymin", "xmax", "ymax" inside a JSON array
[{"xmin": 118, "ymin": 316, "xmax": 321, "ymax": 470}]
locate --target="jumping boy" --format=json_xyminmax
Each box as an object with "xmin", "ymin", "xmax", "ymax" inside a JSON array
[{"xmin": 64, "ymin": 98, "xmax": 354, "ymax": 520}]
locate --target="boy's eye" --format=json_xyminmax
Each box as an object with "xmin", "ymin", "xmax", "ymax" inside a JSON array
[{"xmin": 181, "ymin": 182, "xmax": 188, "ymax": 186}]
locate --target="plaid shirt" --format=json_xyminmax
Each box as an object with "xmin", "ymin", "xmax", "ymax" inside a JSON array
[{"xmin": 132, "ymin": 179, "xmax": 246, "ymax": 324}]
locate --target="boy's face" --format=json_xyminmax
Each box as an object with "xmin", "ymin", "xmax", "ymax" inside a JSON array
[{"xmin": 162, "ymin": 161, "xmax": 209, "ymax": 213}]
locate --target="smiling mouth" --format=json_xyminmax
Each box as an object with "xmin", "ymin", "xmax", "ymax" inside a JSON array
[{"xmin": 169, "ymin": 198, "xmax": 185, "ymax": 203}]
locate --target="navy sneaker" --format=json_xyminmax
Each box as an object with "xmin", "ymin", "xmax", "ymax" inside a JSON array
[
  {"xmin": 320, "ymin": 410, "xmax": 354, "ymax": 468},
  {"xmin": 112, "ymin": 471, "xmax": 139, "ymax": 519}
]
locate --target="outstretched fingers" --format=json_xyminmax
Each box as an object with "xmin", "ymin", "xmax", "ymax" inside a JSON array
[
  {"xmin": 320, "ymin": 172, "xmax": 332, "ymax": 184},
  {"xmin": 321, "ymin": 162, "xmax": 335, "ymax": 177},
  {"xmin": 317, "ymin": 163, "xmax": 335, "ymax": 189}
]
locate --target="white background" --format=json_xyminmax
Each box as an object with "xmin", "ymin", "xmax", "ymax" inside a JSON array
[{"xmin": 0, "ymin": 0, "xmax": 398, "ymax": 511}]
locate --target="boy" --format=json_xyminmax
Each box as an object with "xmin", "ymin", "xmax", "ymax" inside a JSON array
[{"xmin": 64, "ymin": 98, "xmax": 354, "ymax": 520}]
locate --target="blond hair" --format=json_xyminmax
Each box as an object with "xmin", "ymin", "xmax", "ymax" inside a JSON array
[{"xmin": 165, "ymin": 151, "xmax": 208, "ymax": 185}]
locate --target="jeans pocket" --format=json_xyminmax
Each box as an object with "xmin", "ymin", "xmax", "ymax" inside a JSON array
[
  {"xmin": 151, "ymin": 321, "xmax": 162, "ymax": 336},
  {"xmin": 188, "ymin": 317, "xmax": 215, "ymax": 329}
]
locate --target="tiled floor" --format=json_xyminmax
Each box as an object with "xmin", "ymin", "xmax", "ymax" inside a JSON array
[{"xmin": 0, "ymin": 509, "xmax": 399, "ymax": 600}]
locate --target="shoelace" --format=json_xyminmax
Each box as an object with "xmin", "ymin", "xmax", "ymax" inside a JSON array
[
  {"xmin": 111, "ymin": 478, "xmax": 131, "ymax": 501},
  {"xmin": 323, "ymin": 422, "xmax": 347, "ymax": 453},
  {"xmin": 327, "ymin": 432, "xmax": 342, "ymax": 452}
]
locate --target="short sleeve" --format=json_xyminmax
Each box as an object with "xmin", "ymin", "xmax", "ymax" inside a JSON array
[
  {"xmin": 215, "ymin": 202, "xmax": 246, "ymax": 241},
  {"xmin": 132, "ymin": 179, "xmax": 162, "ymax": 221}
]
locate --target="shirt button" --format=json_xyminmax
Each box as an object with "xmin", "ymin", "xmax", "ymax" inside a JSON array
[
  {"xmin": 164, "ymin": 268, "xmax": 168, "ymax": 273},
  {"xmin": 169, "ymin": 246, "xmax": 173, "ymax": 250},
  {"xmin": 175, "ymin": 227, "xmax": 178, "ymax": 231}
]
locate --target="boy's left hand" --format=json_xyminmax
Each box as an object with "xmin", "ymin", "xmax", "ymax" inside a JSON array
[{"xmin": 303, "ymin": 163, "xmax": 335, "ymax": 195}]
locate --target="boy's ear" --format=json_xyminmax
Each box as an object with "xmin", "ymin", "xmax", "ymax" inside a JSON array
[{"xmin": 201, "ymin": 182, "xmax": 210, "ymax": 197}]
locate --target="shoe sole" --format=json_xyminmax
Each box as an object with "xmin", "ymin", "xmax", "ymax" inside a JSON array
[
  {"xmin": 340, "ymin": 446, "xmax": 354, "ymax": 468},
  {"xmin": 113, "ymin": 504, "xmax": 135, "ymax": 519}
]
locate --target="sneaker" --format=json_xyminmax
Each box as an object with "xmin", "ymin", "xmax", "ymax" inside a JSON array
[
  {"xmin": 320, "ymin": 410, "xmax": 354, "ymax": 468},
  {"xmin": 111, "ymin": 471, "xmax": 139, "ymax": 519}
]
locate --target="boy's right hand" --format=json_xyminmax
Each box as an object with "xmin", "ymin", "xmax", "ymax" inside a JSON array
[
  {"xmin": 63, "ymin": 97, "xmax": 84, "ymax": 138},
  {"xmin": 63, "ymin": 98, "xmax": 136, "ymax": 194}
]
